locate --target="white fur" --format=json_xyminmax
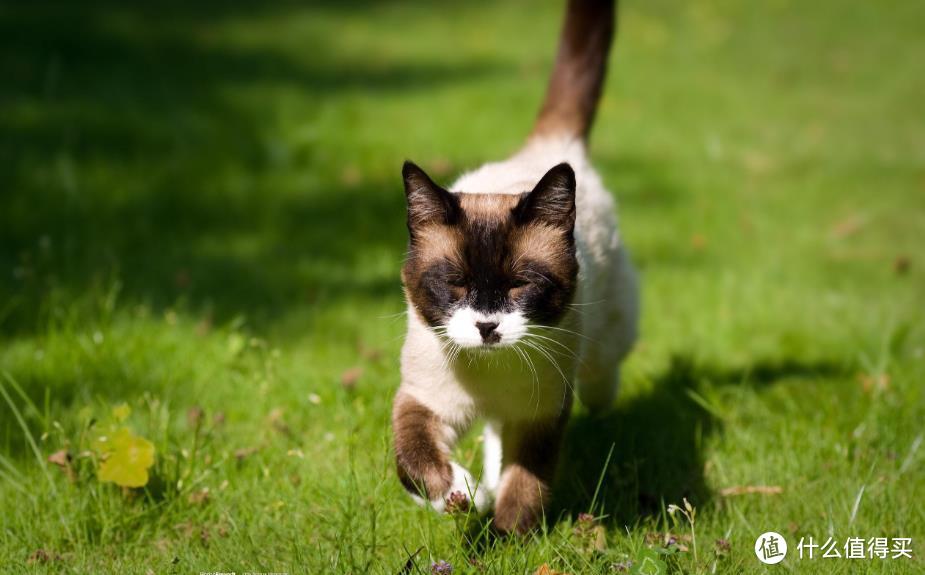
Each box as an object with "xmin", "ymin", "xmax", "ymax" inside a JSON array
[
  {"xmin": 409, "ymin": 461, "xmax": 492, "ymax": 513},
  {"xmin": 399, "ymin": 136, "xmax": 639, "ymax": 513},
  {"xmin": 446, "ymin": 307, "xmax": 528, "ymax": 348},
  {"xmin": 445, "ymin": 307, "xmax": 483, "ymax": 347}
]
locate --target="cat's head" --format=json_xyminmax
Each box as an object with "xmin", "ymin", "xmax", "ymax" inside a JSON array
[{"xmin": 401, "ymin": 161, "xmax": 579, "ymax": 349}]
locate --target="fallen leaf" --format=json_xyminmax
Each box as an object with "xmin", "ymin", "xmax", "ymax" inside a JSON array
[
  {"xmin": 830, "ymin": 214, "xmax": 866, "ymax": 239},
  {"xmin": 533, "ymin": 564, "xmax": 569, "ymax": 575},
  {"xmin": 360, "ymin": 345, "xmax": 382, "ymax": 362},
  {"xmin": 95, "ymin": 427, "xmax": 155, "ymax": 488},
  {"xmin": 174, "ymin": 521, "xmax": 196, "ymax": 539},
  {"xmin": 592, "ymin": 525, "xmax": 607, "ymax": 551},
  {"xmin": 267, "ymin": 408, "xmax": 292, "ymax": 437},
  {"xmin": 859, "ymin": 373, "xmax": 890, "ymax": 393},
  {"xmin": 47, "ymin": 449, "xmax": 70, "ymax": 467},
  {"xmin": 47, "ymin": 449, "xmax": 76, "ymax": 482},
  {"xmin": 27, "ymin": 549, "xmax": 55, "ymax": 564},
  {"xmin": 340, "ymin": 367, "xmax": 362, "ymax": 390},
  {"xmin": 234, "ymin": 447, "xmax": 258, "ymax": 461},
  {"xmin": 719, "ymin": 485, "xmax": 782, "ymax": 496},
  {"xmin": 187, "ymin": 406, "xmax": 204, "ymax": 429},
  {"xmin": 188, "ymin": 488, "xmax": 210, "ymax": 505}
]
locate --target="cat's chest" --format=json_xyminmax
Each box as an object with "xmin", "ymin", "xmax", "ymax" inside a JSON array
[{"xmin": 450, "ymin": 345, "xmax": 575, "ymax": 421}]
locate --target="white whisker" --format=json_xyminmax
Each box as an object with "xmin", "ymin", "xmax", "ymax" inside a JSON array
[{"xmin": 532, "ymin": 323, "xmax": 597, "ymax": 343}]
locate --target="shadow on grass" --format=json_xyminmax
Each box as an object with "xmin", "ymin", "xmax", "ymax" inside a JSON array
[
  {"xmin": 0, "ymin": 0, "xmax": 508, "ymax": 337},
  {"xmin": 437, "ymin": 355, "xmax": 846, "ymax": 563},
  {"xmin": 550, "ymin": 355, "xmax": 846, "ymax": 527}
]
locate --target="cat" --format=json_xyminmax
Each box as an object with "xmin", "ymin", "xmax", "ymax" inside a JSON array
[{"xmin": 392, "ymin": 0, "xmax": 638, "ymax": 534}]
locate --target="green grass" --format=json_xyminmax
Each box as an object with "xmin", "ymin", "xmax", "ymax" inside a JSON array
[{"xmin": 1, "ymin": 0, "xmax": 924, "ymax": 572}]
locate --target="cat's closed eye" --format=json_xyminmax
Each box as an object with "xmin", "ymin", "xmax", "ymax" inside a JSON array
[
  {"xmin": 447, "ymin": 276, "xmax": 467, "ymax": 288},
  {"xmin": 509, "ymin": 278, "xmax": 531, "ymax": 289}
]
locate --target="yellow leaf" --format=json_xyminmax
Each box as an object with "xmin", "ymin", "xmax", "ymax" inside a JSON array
[
  {"xmin": 112, "ymin": 403, "xmax": 131, "ymax": 422},
  {"xmin": 533, "ymin": 564, "xmax": 570, "ymax": 575},
  {"xmin": 97, "ymin": 427, "xmax": 155, "ymax": 487}
]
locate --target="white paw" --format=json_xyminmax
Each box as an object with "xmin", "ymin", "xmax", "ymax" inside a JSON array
[{"xmin": 409, "ymin": 462, "xmax": 492, "ymax": 514}]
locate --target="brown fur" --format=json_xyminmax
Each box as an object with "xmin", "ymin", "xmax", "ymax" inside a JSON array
[
  {"xmin": 414, "ymin": 194, "xmax": 573, "ymax": 275},
  {"xmin": 458, "ymin": 193, "xmax": 521, "ymax": 219},
  {"xmin": 532, "ymin": 0, "xmax": 616, "ymax": 141},
  {"xmin": 405, "ymin": 224, "xmax": 463, "ymax": 267},
  {"xmin": 392, "ymin": 392, "xmax": 453, "ymax": 499},
  {"xmin": 512, "ymin": 224, "xmax": 574, "ymax": 272},
  {"xmin": 494, "ymin": 464, "xmax": 549, "ymax": 534},
  {"xmin": 402, "ymin": 186, "xmax": 578, "ymax": 328},
  {"xmin": 494, "ymin": 408, "xmax": 570, "ymax": 534}
]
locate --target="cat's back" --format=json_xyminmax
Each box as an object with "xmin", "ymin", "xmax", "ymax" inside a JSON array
[
  {"xmin": 450, "ymin": 137, "xmax": 591, "ymax": 196},
  {"xmin": 450, "ymin": 137, "xmax": 621, "ymax": 260}
]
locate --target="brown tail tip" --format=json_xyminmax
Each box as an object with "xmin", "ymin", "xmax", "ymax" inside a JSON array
[{"xmin": 531, "ymin": 0, "xmax": 616, "ymax": 142}]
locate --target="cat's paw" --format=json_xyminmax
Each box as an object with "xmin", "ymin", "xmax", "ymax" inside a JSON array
[{"xmin": 409, "ymin": 462, "xmax": 491, "ymax": 514}]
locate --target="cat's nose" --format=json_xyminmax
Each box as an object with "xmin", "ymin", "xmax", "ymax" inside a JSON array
[{"xmin": 476, "ymin": 321, "xmax": 500, "ymax": 343}]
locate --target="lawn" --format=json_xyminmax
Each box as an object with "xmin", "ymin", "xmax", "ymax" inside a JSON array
[{"xmin": 1, "ymin": 0, "xmax": 924, "ymax": 573}]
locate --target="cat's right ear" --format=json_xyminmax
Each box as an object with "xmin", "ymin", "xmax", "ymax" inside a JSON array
[
  {"xmin": 402, "ymin": 161, "xmax": 461, "ymax": 234},
  {"xmin": 514, "ymin": 163, "xmax": 576, "ymax": 229}
]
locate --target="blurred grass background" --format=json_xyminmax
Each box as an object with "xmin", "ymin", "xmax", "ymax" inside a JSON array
[{"xmin": 1, "ymin": 0, "xmax": 923, "ymax": 573}]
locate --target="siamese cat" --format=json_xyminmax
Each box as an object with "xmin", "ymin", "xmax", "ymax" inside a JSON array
[{"xmin": 393, "ymin": 0, "xmax": 637, "ymax": 534}]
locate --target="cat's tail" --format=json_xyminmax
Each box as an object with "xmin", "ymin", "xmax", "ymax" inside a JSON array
[{"xmin": 530, "ymin": 0, "xmax": 616, "ymax": 143}]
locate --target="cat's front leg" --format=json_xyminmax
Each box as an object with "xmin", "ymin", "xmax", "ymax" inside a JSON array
[
  {"xmin": 493, "ymin": 415, "xmax": 568, "ymax": 534},
  {"xmin": 392, "ymin": 391, "xmax": 489, "ymax": 513}
]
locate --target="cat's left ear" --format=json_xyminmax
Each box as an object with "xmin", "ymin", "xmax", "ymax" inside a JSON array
[{"xmin": 514, "ymin": 163, "xmax": 576, "ymax": 229}]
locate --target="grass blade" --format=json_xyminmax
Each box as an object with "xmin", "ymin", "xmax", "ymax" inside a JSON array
[
  {"xmin": 587, "ymin": 442, "xmax": 615, "ymax": 515},
  {"xmin": 0, "ymin": 372, "xmax": 56, "ymax": 495}
]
